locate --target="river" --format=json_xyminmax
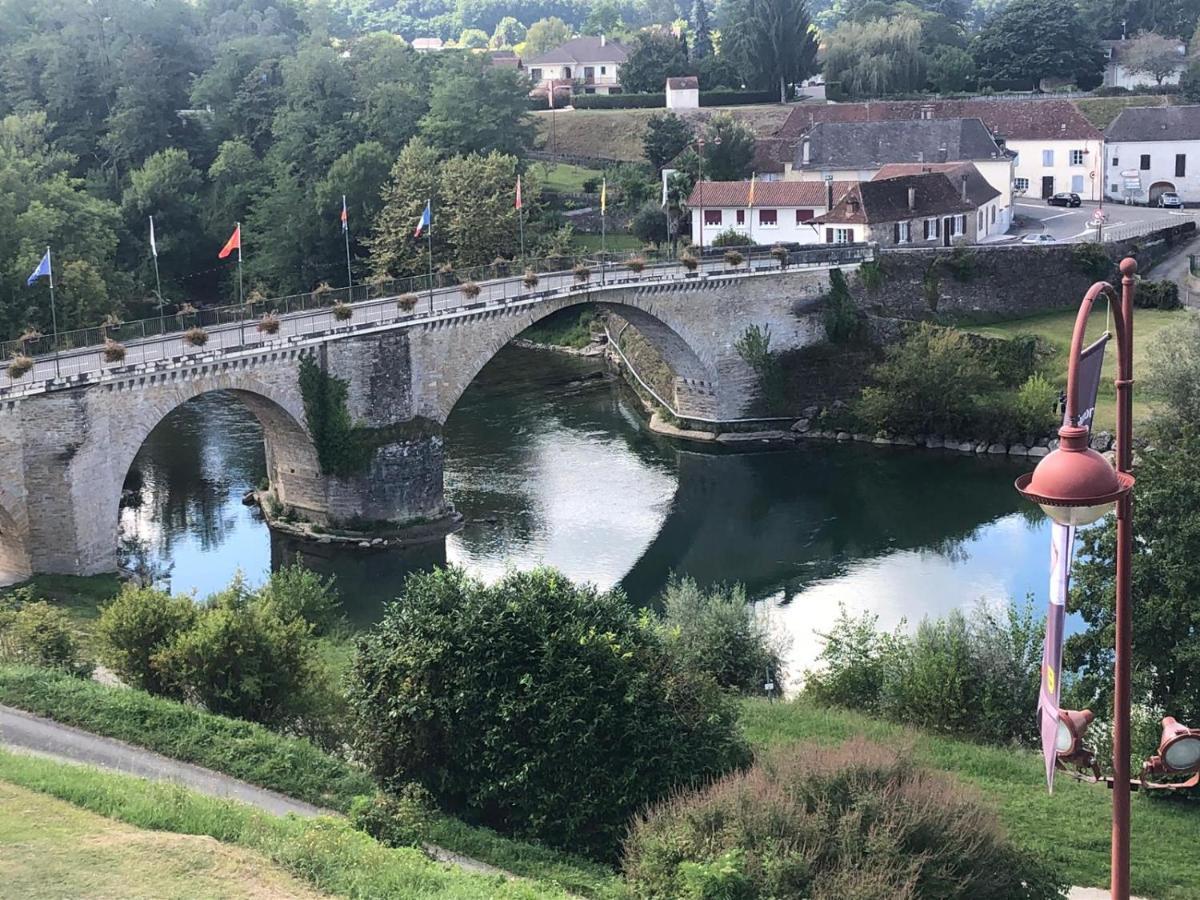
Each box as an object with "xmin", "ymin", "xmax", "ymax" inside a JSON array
[{"xmin": 118, "ymin": 344, "xmax": 1053, "ymax": 681}]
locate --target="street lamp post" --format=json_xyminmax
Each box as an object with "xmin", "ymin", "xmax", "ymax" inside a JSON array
[
  {"xmin": 1014, "ymin": 257, "xmax": 1138, "ymax": 900},
  {"xmin": 692, "ymin": 135, "xmax": 720, "ymax": 262}
]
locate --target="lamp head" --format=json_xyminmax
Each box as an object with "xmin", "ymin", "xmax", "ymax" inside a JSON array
[
  {"xmin": 1016, "ymin": 426, "xmax": 1133, "ymax": 526},
  {"xmin": 1145, "ymin": 716, "xmax": 1200, "ymax": 775},
  {"xmin": 1055, "ymin": 708, "xmax": 1095, "ymax": 759}
]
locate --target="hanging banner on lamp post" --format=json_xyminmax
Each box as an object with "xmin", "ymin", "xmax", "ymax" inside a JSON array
[{"xmin": 1041, "ymin": 333, "xmax": 1109, "ymax": 792}]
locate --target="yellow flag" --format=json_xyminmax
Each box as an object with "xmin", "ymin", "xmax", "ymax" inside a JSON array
[
  {"xmin": 747, "ymin": 173, "xmax": 756, "ymax": 209},
  {"xmin": 601, "ymin": 178, "xmax": 607, "ymax": 215}
]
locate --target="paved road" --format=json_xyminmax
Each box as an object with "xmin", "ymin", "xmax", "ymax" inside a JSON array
[
  {"xmin": 0, "ymin": 703, "xmax": 322, "ymax": 816},
  {"xmin": 1013, "ymin": 198, "xmax": 1193, "ymax": 243}
]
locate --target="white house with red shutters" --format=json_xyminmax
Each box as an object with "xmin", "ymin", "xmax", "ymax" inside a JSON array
[{"xmin": 685, "ymin": 180, "xmax": 856, "ymax": 246}]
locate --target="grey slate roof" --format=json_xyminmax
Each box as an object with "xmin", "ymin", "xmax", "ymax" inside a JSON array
[
  {"xmin": 796, "ymin": 118, "xmax": 1008, "ymax": 170},
  {"xmin": 524, "ymin": 37, "xmax": 628, "ymax": 66},
  {"xmin": 1106, "ymin": 105, "xmax": 1200, "ymax": 142}
]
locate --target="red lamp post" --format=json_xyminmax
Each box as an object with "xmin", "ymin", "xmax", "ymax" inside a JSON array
[{"xmin": 1015, "ymin": 257, "xmax": 1138, "ymax": 900}]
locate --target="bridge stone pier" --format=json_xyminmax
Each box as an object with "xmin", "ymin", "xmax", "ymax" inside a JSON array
[{"xmin": 0, "ymin": 267, "xmax": 834, "ymax": 577}]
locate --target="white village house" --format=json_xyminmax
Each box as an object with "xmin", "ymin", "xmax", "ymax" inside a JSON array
[
  {"xmin": 1101, "ymin": 38, "xmax": 1187, "ymax": 90},
  {"xmin": 1105, "ymin": 105, "xmax": 1200, "ymax": 204},
  {"xmin": 525, "ymin": 36, "xmax": 627, "ymax": 95},
  {"xmin": 686, "ymin": 180, "xmax": 856, "ymax": 246},
  {"xmin": 666, "ymin": 76, "xmax": 699, "ymax": 110}
]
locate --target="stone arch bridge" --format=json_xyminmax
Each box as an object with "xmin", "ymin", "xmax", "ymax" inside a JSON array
[{"xmin": 0, "ymin": 255, "xmax": 860, "ymax": 577}]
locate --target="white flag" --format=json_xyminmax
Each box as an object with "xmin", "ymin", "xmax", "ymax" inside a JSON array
[{"xmin": 149, "ymin": 216, "xmax": 158, "ymax": 258}]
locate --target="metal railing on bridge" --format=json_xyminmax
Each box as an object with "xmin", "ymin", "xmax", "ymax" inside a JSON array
[{"xmin": 0, "ymin": 242, "xmax": 873, "ymax": 396}]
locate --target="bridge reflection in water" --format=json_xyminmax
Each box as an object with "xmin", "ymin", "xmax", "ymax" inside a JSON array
[{"xmin": 121, "ymin": 343, "xmax": 1049, "ymax": 676}]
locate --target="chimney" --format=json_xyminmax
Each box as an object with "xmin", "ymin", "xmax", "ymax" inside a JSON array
[
  {"xmin": 600, "ymin": 34, "xmax": 606, "ymax": 46},
  {"xmin": 802, "ymin": 138, "xmax": 810, "ymax": 165},
  {"xmin": 825, "ymin": 178, "xmax": 834, "ymax": 209},
  {"xmin": 907, "ymin": 187, "xmax": 916, "ymax": 213},
  {"xmin": 961, "ymin": 173, "xmax": 968, "ymax": 202},
  {"xmin": 937, "ymin": 145, "xmax": 948, "ymax": 163},
  {"xmin": 916, "ymin": 150, "xmax": 924, "ymax": 163}
]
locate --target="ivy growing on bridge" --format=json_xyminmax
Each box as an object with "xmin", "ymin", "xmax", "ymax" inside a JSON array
[{"xmin": 297, "ymin": 353, "xmax": 439, "ymax": 477}]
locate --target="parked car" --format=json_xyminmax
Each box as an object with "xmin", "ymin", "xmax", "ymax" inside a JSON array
[
  {"xmin": 1158, "ymin": 192, "xmax": 1184, "ymax": 208},
  {"xmin": 1021, "ymin": 233, "xmax": 1058, "ymax": 244},
  {"xmin": 1047, "ymin": 192, "xmax": 1082, "ymax": 208}
]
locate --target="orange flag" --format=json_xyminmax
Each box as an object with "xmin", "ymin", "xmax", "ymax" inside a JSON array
[{"xmin": 218, "ymin": 224, "xmax": 241, "ymax": 259}]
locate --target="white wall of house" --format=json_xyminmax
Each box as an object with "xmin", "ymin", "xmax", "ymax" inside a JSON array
[
  {"xmin": 689, "ymin": 205, "xmax": 830, "ymax": 245},
  {"xmin": 1104, "ymin": 62, "xmax": 1184, "ymax": 88},
  {"xmin": 1009, "ymin": 138, "xmax": 1104, "ymax": 202},
  {"xmin": 528, "ymin": 62, "xmax": 622, "ymax": 93},
  {"xmin": 1103, "ymin": 140, "xmax": 1200, "ymax": 204}
]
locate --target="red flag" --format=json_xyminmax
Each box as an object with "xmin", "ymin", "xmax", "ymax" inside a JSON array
[
  {"xmin": 515, "ymin": 175, "xmax": 523, "ymax": 210},
  {"xmin": 340, "ymin": 195, "xmax": 348, "ymax": 233},
  {"xmin": 218, "ymin": 224, "xmax": 241, "ymax": 259}
]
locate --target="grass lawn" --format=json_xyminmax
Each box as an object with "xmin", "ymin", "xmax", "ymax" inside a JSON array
[
  {"xmin": 532, "ymin": 104, "xmax": 794, "ymax": 163},
  {"xmin": 0, "ymin": 750, "xmax": 574, "ymax": 900},
  {"xmin": 964, "ymin": 305, "xmax": 1185, "ymax": 432},
  {"xmin": 1074, "ymin": 95, "xmax": 1170, "ymax": 129},
  {"xmin": 572, "ymin": 233, "xmax": 642, "ymax": 253},
  {"xmin": 742, "ymin": 700, "xmax": 1198, "ymax": 900},
  {"xmin": 534, "ymin": 161, "xmax": 602, "ymax": 193},
  {"xmin": 0, "ymin": 779, "xmax": 329, "ymax": 899}
]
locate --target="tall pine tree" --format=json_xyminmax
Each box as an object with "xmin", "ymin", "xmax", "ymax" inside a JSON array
[{"xmin": 692, "ymin": 0, "xmax": 713, "ymax": 59}]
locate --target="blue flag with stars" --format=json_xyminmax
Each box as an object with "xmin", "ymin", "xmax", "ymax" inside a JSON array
[{"xmin": 27, "ymin": 249, "xmax": 51, "ymax": 287}]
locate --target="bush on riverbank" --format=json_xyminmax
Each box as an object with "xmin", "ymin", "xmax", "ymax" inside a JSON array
[
  {"xmin": 853, "ymin": 323, "xmax": 1053, "ymax": 441},
  {"xmin": 0, "ymin": 591, "xmax": 92, "ymax": 677},
  {"xmin": 348, "ymin": 566, "xmax": 751, "ymax": 860},
  {"xmin": 623, "ymin": 738, "xmax": 1064, "ymax": 900},
  {"xmin": 96, "ymin": 568, "xmax": 338, "ymax": 740},
  {"xmin": 802, "ymin": 601, "xmax": 1043, "ymax": 745},
  {"xmin": 657, "ymin": 576, "xmax": 785, "ymax": 696}
]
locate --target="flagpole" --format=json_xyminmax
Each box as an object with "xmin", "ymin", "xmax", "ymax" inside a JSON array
[
  {"xmin": 150, "ymin": 216, "xmax": 164, "ymax": 336},
  {"xmin": 47, "ymin": 246, "xmax": 60, "ymax": 378},
  {"xmin": 426, "ymin": 200, "xmax": 434, "ymax": 313},
  {"xmin": 601, "ymin": 178, "xmax": 607, "ymax": 286},
  {"xmin": 236, "ymin": 221, "xmax": 244, "ymax": 345},
  {"xmin": 343, "ymin": 195, "xmax": 353, "ymax": 295}
]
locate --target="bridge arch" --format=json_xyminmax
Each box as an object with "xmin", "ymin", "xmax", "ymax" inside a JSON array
[
  {"xmin": 426, "ymin": 293, "xmax": 722, "ymax": 424},
  {"xmin": 105, "ymin": 373, "xmax": 326, "ymax": 572}
]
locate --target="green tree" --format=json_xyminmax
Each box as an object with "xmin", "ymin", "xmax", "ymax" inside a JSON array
[
  {"xmin": 269, "ymin": 43, "xmax": 359, "ymax": 181},
  {"xmin": 583, "ymin": 0, "xmax": 626, "ymax": 35},
  {"xmin": 973, "ymin": 0, "xmax": 1105, "ymax": 91},
  {"xmin": 1121, "ymin": 30, "xmax": 1186, "ymax": 84},
  {"xmin": 1181, "ymin": 58, "xmax": 1200, "ymax": 101},
  {"xmin": 643, "ymin": 111, "xmax": 693, "ymax": 172},
  {"xmin": 927, "ymin": 44, "xmax": 977, "ymax": 92},
  {"xmin": 121, "ymin": 148, "xmax": 204, "ymax": 294},
  {"xmin": 1069, "ymin": 427, "xmax": 1200, "ymax": 725},
  {"xmin": 418, "ymin": 55, "xmax": 534, "ymax": 157},
  {"xmin": 720, "ymin": 0, "xmax": 819, "ymax": 101},
  {"xmin": 524, "ymin": 16, "xmax": 572, "ymax": 55},
  {"xmin": 691, "ymin": 0, "xmax": 714, "ymax": 58},
  {"xmin": 439, "ymin": 152, "xmax": 529, "ymax": 266},
  {"xmin": 700, "ymin": 112, "xmax": 755, "ymax": 180},
  {"xmin": 824, "ymin": 17, "xmax": 927, "ymax": 97},
  {"xmin": 347, "ymin": 33, "xmax": 430, "ymax": 154},
  {"xmin": 458, "ymin": 27, "xmax": 490, "ymax": 48},
  {"xmin": 619, "ymin": 30, "xmax": 691, "ymax": 93},
  {"xmin": 490, "ymin": 16, "xmax": 527, "ymax": 47},
  {"xmin": 368, "ymin": 139, "xmax": 444, "ymax": 277},
  {"xmin": 346, "ymin": 566, "xmax": 750, "ymax": 859},
  {"xmin": 318, "ymin": 141, "xmax": 393, "ymax": 275},
  {"xmin": 206, "ymin": 140, "xmax": 269, "ymax": 238},
  {"xmin": 631, "ymin": 200, "xmax": 670, "ymax": 244}
]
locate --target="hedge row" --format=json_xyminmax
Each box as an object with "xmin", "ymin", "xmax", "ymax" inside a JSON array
[{"xmin": 567, "ymin": 89, "xmax": 778, "ymax": 110}]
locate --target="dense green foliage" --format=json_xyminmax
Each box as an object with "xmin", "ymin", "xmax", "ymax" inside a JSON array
[
  {"xmin": 623, "ymin": 739, "xmax": 1064, "ymax": 900},
  {"xmin": 619, "ymin": 31, "xmax": 691, "ymax": 93},
  {"xmin": 0, "ymin": 665, "xmax": 373, "ymax": 810},
  {"xmin": 854, "ymin": 323, "xmax": 1053, "ymax": 439},
  {"xmin": 735, "ymin": 323, "xmax": 786, "ymax": 411},
  {"xmin": 0, "ymin": 750, "xmax": 571, "ymax": 900},
  {"xmin": 1070, "ymin": 427, "xmax": 1200, "ymax": 727},
  {"xmin": 641, "ymin": 113, "xmax": 693, "ymax": 173},
  {"xmin": 657, "ymin": 577, "xmax": 785, "ymax": 696},
  {"xmin": 0, "ymin": 590, "xmax": 92, "ymax": 677},
  {"xmin": 822, "ymin": 268, "xmax": 861, "ymax": 343},
  {"xmin": 973, "ymin": 0, "xmax": 1105, "ymax": 90},
  {"xmin": 719, "ymin": 0, "xmax": 819, "ymax": 101},
  {"xmin": 348, "ymin": 566, "xmax": 751, "ymax": 859},
  {"xmin": 803, "ymin": 602, "xmax": 1044, "ymax": 745},
  {"xmin": 96, "ymin": 568, "xmax": 334, "ymax": 736}
]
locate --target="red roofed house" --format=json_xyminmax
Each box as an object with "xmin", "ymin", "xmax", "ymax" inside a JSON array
[
  {"xmin": 775, "ymin": 98, "xmax": 1103, "ymax": 204},
  {"xmin": 686, "ymin": 180, "xmax": 856, "ymax": 246},
  {"xmin": 813, "ymin": 169, "xmax": 1000, "ymax": 247}
]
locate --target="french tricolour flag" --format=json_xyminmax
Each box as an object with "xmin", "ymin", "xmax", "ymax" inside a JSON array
[{"xmin": 414, "ymin": 200, "xmax": 431, "ymax": 238}]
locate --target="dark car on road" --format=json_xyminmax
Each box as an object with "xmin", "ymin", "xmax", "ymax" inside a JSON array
[{"xmin": 1047, "ymin": 192, "xmax": 1082, "ymax": 207}]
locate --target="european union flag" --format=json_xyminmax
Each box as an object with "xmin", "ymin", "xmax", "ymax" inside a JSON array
[{"xmin": 26, "ymin": 249, "xmax": 51, "ymax": 287}]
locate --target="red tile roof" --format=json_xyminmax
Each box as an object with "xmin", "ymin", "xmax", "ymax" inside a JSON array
[
  {"xmin": 685, "ymin": 180, "xmax": 856, "ymax": 208},
  {"xmin": 667, "ymin": 76, "xmax": 699, "ymax": 89},
  {"xmin": 816, "ymin": 172, "xmax": 976, "ymax": 225},
  {"xmin": 778, "ymin": 99, "xmax": 1102, "ymax": 141}
]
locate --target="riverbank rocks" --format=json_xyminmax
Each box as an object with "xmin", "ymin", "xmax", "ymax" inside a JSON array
[
  {"xmin": 1091, "ymin": 431, "xmax": 1114, "ymax": 452},
  {"xmin": 924, "ymin": 435, "xmax": 944, "ymax": 449},
  {"xmin": 893, "ymin": 435, "xmax": 917, "ymax": 446},
  {"xmin": 1009, "ymin": 443, "xmax": 1029, "ymax": 456},
  {"xmin": 837, "ymin": 431, "xmax": 851, "ymax": 441},
  {"xmin": 1028, "ymin": 446, "xmax": 1050, "ymax": 457},
  {"xmin": 791, "ymin": 418, "xmax": 810, "ymax": 432},
  {"xmin": 987, "ymin": 443, "xmax": 1007, "ymax": 455}
]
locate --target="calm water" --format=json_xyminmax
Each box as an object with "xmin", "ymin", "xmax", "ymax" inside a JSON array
[{"xmin": 118, "ymin": 345, "xmax": 1054, "ymax": 680}]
